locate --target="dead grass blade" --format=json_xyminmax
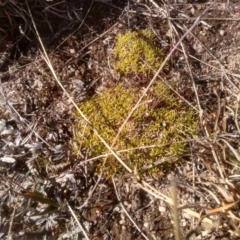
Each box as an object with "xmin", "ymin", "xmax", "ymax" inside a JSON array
[
  {"xmin": 205, "ymin": 201, "xmax": 239, "ymax": 215},
  {"xmin": 66, "ymin": 202, "xmax": 90, "ymax": 240},
  {"xmin": 220, "ymin": 138, "xmax": 240, "ymax": 162},
  {"xmin": 170, "ymin": 180, "xmax": 181, "ymax": 240},
  {"xmin": 112, "ymin": 176, "xmax": 149, "ymax": 240},
  {"xmin": 200, "ymin": 181, "xmax": 234, "ymax": 203},
  {"xmin": 24, "ymin": 0, "xmax": 133, "ymax": 174},
  {"xmin": 3, "ymin": 9, "xmax": 13, "ymax": 36},
  {"xmin": 138, "ymin": 179, "xmax": 212, "ymax": 224},
  {"xmin": 201, "ymin": 187, "xmax": 221, "ymax": 205},
  {"xmin": 7, "ymin": 197, "xmax": 18, "ymax": 239}
]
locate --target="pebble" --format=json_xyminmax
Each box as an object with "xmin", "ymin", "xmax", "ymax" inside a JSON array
[
  {"xmin": 219, "ymin": 30, "xmax": 225, "ymax": 36},
  {"xmin": 69, "ymin": 49, "xmax": 76, "ymax": 54},
  {"xmin": 143, "ymin": 222, "xmax": 149, "ymax": 228},
  {"xmin": 181, "ymin": 220, "xmax": 187, "ymax": 227},
  {"xmin": 122, "ymin": 226, "xmax": 126, "ymax": 230},
  {"xmin": 159, "ymin": 206, "xmax": 166, "ymax": 212},
  {"xmin": 119, "ymin": 219, "xmax": 125, "ymax": 225},
  {"xmin": 182, "ymin": 212, "xmax": 191, "ymax": 220},
  {"xmin": 113, "ymin": 206, "xmax": 120, "ymax": 212}
]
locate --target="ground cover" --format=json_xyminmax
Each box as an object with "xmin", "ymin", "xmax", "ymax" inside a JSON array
[{"xmin": 1, "ymin": 0, "xmax": 240, "ymax": 239}]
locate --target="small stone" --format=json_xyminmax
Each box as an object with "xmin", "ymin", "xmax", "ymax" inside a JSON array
[
  {"xmin": 181, "ymin": 220, "xmax": 187, "ymax": 227},
  {"xmin": 182, "ymin": 212, "xmax": 191, "ymax": 220},
  {"xmin": 113, "ymin": 206, "xmax": 120, "ymax": 212},
  {"xmin": 70, "ymin": 49, "xmax": 76, "ymax": 54},
  {"xmin": 219, "ymin": 30, "xmax": 225, "ymax": 36},
  {"xmin": 119, "ymin": 219, "xmax": 125, "ymax": 225},
  {"xmin": 190, "ymin": 7, "xmax": 195, "ymax": 15},
  {"xmin": 143, "ymin": 222, "xmax": 149, "ymax": 228},
  {"xmin": 0, "ymin": 119, "xmax": 6, "ymax": 131},
  {"xmin": 159, "ymin": 206, "xmax": 166, "ymax": 212}
]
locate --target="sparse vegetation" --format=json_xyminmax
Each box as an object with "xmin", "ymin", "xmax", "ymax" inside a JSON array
[{"xmin": 1, "ymin": 0, "xmax": 240, "ymax": 239}]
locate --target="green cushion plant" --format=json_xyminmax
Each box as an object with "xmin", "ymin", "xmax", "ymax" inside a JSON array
[
  {"xmin": 73, "ymin": 29, "xmax": 198, "ymax": 177},
  {"xmin": 113, "ymin": 29, "xmax": 165, "ymax": 76},
  {"xmin": 73, "ymin": 82, "xmax": 198, "ymax": 177}
]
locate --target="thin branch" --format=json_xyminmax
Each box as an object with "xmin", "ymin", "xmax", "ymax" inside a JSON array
[
  {"xmin": 66, "ymin": 202, "xmax": 90, "ymax": 240},
  {"xmin": 112, "ymin": 176, "xmax": 149, "ymax": 240}
]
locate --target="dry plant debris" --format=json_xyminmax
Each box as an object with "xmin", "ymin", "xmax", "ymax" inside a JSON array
[{"xmin": 1, "ymin": 0, "xmax": 240, "ymax": 239}]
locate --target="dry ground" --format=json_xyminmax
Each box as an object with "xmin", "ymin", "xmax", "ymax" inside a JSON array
[{"xmin": 1, "ymin": 0, "xmax": 240, "ymax": 239}]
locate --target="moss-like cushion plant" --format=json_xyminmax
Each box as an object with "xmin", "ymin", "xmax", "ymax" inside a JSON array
[
  {"xmin": 73, "ymin": 82, "xmax": 198, "ymax": 177},
  {"xmin": 113, "ymin": 29, "xmax": 165, "ymax": 76}
]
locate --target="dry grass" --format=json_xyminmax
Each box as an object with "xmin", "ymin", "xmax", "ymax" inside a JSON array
[{"xmin": 1, "ymin": 0, "xmax": 240, "ymax": 239}]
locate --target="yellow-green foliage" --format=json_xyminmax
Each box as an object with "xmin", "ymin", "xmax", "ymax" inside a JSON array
[
  {"xmin": 74, "ymin": 82, "xmax": 198, "ymax": 176},
  {"xmin": 114, "ymin": 30, "xmax": 165, "ymax": 76}
]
